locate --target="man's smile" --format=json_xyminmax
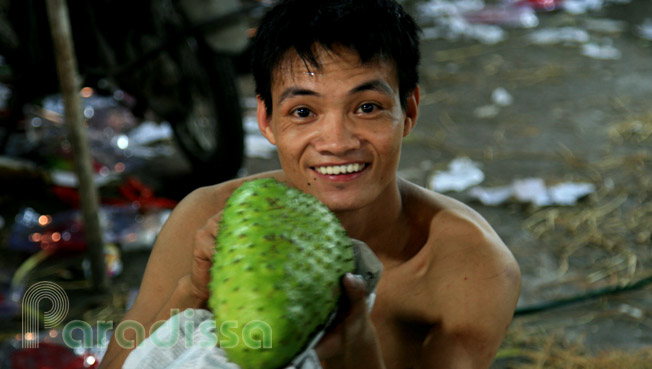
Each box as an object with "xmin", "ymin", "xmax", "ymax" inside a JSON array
[{"xmin": 312, "ymin": 163, "xmax": 368, "ymax": 176}]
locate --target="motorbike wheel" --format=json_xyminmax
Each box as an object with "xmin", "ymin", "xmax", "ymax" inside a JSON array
[{"xmin": 170, "ymin": 40, "xmax": 245, "ymax": 187}]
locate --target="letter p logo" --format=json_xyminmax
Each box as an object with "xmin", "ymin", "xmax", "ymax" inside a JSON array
[{"xmin": 21, "ymin": 281, "xmax": 69, "ymax": 348}]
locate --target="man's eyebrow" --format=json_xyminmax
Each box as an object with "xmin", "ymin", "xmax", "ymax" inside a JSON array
[
  {"xmin": 278, "ymin": 88, "xmax": 320, "ymax": 105},
  {"xmin": 277, "ymin": 80, "xmax": 393, "ymax": 104},
  {"xmin": 350, "ymin": 80, "xmax": 394, "ymax": 96}
]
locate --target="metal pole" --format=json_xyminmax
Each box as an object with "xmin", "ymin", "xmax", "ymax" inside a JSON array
[{"xmin": 45, "ymin": 0, "xmax": 107, "ymax": 291}]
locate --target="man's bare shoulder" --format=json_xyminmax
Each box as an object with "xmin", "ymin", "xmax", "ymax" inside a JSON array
[
  {"xmin": 170, "ymin": 170, "xmax": 287, "ymax": 222},
  {"xmin": 400, "ymin": 179, "xmax": 516, "ymax": 267},
  {"xmin": 399, "ymin": 179, "xmax": 520, "ymax": 318}
]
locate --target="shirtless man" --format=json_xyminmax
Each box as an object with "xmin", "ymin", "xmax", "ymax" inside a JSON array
[{"xmin": 99, "ymin": 0, "xmax": 521, "ymax": 368}]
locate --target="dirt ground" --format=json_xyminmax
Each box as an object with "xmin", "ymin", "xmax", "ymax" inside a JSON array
[
  {"xmin": 245, "ymin": 0, "xmax": 652, "ymax": 366},
  {"xmin": 1, "ymin": 0, "xmax": 651, "ymax": 367},
  {"xmin": 240, "ymin": 1, "xmax": 652, "ymax": 365},
  {"xmin": 394, "ymin": 0, "xmax": 652, "ymax": 367}
]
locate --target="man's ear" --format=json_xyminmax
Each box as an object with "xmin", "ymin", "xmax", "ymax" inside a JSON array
[
  {"xmin": 257, "ymin": 95, "xmax": 276, "ymax": 145},
  {"xmin": 403, "ymin": 85, "xmax": 420, "ymax": 137}
]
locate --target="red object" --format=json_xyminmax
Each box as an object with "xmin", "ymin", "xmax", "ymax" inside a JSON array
[
  {"xmin": 112, "ymin": 177, "xmax": 178, "ymax": 210},
  {"xmin": 516, "ymin": 0, "xmax": 563, "ymax": 11},
  {"xmin": 52, "ymin": 176, "xmax": 178, "ymax": 210},
  {"xmin": 11, "ymin": 342, "xmax": 98, "ymax": 369}
]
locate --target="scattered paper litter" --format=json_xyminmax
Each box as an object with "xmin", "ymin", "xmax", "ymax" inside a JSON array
[
  {"xmin": 417, "ymin": 0, "xmax": 508, "ymax": 44},
  {"xmin": 527, "ymin": 27, "xmax": 590, "ymax": 45},
  {"xmin": 583, "ymin": 18, "xmax": 626, "ymax": 34},
  {"xmin": 243, "ymin": 114, "xmax": 277, "ymax": 159},
  {"xmin": 474, "ymin": 104, "xmax": 500, "ymax": 119},
  {"xmin": 246, "ymin": 135, "xmax": 277, "ymax": 159},
  {"xmin": 467, "ymin": 185, "xmax": 513, "ymax": 206},
  {"xmin": 491, "ymin": 87, "xmax": 513, "ymax": 107},
  {"xmin": 636, "ymin": 18, "xmax": 652, "ymax": 40},
  {"xmin": 581, "ymin": 41, "xmax": 621, "ymax": 60},
  {"xmin": 428, "ymin": 157, "xmax": 485, "ymax": 192},
  {"xmin": 468, "ymin": 178, "xmax": 596, "ymax": 207},
  {"xmin": 562, "ymin": 0, "xmax": 605, "ymax": 14},
  {"xmin": 513, "ymin": 178, "xmax": 551, "ymax": 207},
  {"xmin": 548, "ymin": 182, "xmax": 597, "ymax": 205}
]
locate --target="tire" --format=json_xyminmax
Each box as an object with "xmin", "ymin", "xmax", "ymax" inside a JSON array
[{"xmin": 170, "ymin": 39, "xmax": 245, "ymax": 187}]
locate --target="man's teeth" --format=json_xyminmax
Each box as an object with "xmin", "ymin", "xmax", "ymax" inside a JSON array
[{"xmin": 315, "ymin": 163, "xmax": 365, "ymax": 175}]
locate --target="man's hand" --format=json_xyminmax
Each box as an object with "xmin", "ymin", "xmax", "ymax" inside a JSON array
[
  {"xmin": 187, "ymin": 212, "xmax": 221, "ymax": 306},
  {"xmin": 315, "ymin": 273, "xmax": 386, "ymax": 369}
]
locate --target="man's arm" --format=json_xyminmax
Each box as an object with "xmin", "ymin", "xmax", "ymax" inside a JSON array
[
  {"xmin": 315, "ymin": 258, "xmax": 519, "ymax": 369},
  {"xmin": 420, "ymin": 260, "xmax": 520, "ymax": 368},
  {"xmin": 98, "ymin": 186, "xmax": 226, "ymax": 369},
  {"xmin": 420, "ymin": 212, "xmax": 521, "ymax": 369}
]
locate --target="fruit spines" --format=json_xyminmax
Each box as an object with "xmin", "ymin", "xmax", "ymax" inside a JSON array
[{"xmin": 208, "ymin": 178, "xmax": 355, "ymax": 369}]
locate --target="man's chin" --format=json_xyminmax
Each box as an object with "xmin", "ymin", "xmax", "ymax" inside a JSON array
[
  {"xmin": 292, "ymin": 175, "xmax": 370, "ymax": 211},
  {"xmin": 317, "ymin": 195, "xmax": 366, "ymax": 214}
]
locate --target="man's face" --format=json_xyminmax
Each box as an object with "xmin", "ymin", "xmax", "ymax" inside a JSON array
[{"xmin": 257, "ymin": 46, "xmax": 418, "ymax": 212}]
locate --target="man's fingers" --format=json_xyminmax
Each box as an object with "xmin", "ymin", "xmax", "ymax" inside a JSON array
[
  {"xmin": 343, "ymin": 273, "xmax": 367, "ymax": 303},
  {"xmin": 206, "ymin": 212, "xmax": 222, "ymax": 235},
  {"xmin": 315, "ymin": 274, "xmax": 373, "ymax": 362},
  {"xmin": 314, "ymin": 324, "xmax": 344, "ymax": 360},
  {"xmin": 189, "ymin": 212, "xmax": 222, "ymax": 302},
  {"xmin": 194, "ymin": 211, "xmax": 222, "ymax": 259},
  {"xmin": 339, "ymin": 273, "xmax": 370, "ymax": 327},
  {"xmin": 193, "ymin": 228, "xmax": 215, "ymax": 262}
]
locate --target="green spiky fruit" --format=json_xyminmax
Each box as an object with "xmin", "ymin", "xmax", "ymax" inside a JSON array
[{"xmin": 208, "ymin": 178, "xmax": 355, "ymax": 369}]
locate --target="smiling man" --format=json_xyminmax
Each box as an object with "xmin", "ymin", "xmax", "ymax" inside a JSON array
[
  {"xmin": 99, "ymin": 1, "xmax": 521, "ymax": 368},
  {"xmin": 259, "ymin": 50, "xmax": 409, "ymax": 214}
]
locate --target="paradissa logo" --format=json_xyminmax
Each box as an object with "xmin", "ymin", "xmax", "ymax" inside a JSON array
[
  {"xmin": 21, "ymin": 282, "xmax": 273, "ymax": 350},
  {"xmin": 106, "ymin": 309, "xmax": 273, "ymax": 350}
]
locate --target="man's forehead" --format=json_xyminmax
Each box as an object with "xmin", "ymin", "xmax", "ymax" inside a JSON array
[{"xmin": 271, "ymin": 46, "xmax": 397, "ymax": 87}]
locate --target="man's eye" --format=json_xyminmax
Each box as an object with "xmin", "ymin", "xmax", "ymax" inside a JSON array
[
  {"xmin": 293, "ymin": 107, "xmax": 313, "ymax": 118},
  {"xmin": 358, "ymin": 103, "xmax": 378, "ymax": 114}
]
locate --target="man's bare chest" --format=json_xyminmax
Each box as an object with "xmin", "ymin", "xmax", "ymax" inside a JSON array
[{"xmin": 368, "ymin": 260, "xmax": 438, "ymax": 368}]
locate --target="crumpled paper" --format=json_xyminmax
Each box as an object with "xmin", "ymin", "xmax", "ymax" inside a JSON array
[
  {"xmin": 468, "ymin": 178, "xmax": 596, "ymax": 207},
  {"xmin": 428, "ymin": 157, "xmax": 485, "ymax": 193}
]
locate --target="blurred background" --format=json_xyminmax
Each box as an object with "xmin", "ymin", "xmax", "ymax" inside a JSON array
[{"xmin": 0, "ymin": 0, "xmax": 651, "ymax": 368}]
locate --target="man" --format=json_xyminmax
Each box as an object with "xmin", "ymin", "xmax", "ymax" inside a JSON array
[{"xmin": 99, "ymin": 0, "xmax": 521, "ymax": 368}]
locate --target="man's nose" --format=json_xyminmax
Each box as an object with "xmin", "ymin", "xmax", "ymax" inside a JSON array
[{"xmin": 313, "ymin": 114, "xmax": 361, "ymax": 155}]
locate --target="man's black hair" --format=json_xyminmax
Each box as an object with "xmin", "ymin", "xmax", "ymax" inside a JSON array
[{"xmin": 252, "ymin": 0, "xmax": 421, "ymax": 115}]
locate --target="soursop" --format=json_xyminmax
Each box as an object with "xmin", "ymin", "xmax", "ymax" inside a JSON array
[{"xmin": 209, "ymin": 178, "xmax": 355, "ymax": 369}]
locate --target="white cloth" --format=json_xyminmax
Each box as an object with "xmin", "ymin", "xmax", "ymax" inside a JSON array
[{"xmin": 122, "ymin": 308, "xmax": 323, "ymax": 369}]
